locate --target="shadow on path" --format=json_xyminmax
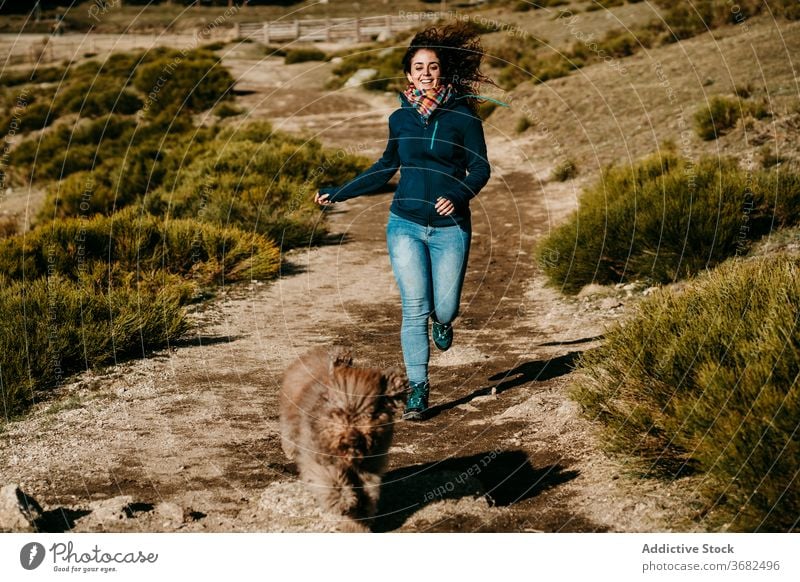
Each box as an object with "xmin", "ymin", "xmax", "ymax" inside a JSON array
[
  {"xmin": 538, "ymin": 334, "xmax": 604, "ymax": 347},
  {"xmin": 373, "ymin": 449, "xmax": 579, "ymax": 532},
  {"xmin": 426, "ymin": 351, "xmax": 582, "ymax": 419}
]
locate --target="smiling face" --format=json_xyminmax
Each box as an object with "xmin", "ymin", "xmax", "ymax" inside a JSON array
[{"xmin": 405, "ymin": 48, "xmax": 442, "ymax": 91}]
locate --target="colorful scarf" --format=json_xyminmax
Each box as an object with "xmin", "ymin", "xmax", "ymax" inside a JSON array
[{"xmin": 403, "ymin": 83, "xmax": 454, "ymax": 123}]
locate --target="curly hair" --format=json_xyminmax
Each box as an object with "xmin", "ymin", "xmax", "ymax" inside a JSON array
[{"xmin": 402, "ymin": 23, "xmax": 495, "ymax": 112}]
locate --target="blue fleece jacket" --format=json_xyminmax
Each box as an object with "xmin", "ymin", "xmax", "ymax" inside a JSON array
[{"xmin": 318, "ymin": 91, "xmax": 490, "ymax": 227}]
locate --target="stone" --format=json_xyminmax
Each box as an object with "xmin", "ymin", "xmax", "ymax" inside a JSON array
[
  {"xmin": 599, "ymin": 297, "xmax": 624, "ymax": 310},
  {"xmin": 154, "ymin": 502, "xmax": 184, "ymax": 523},
  {"xmin": 87, "ymin": 495, "xmax": 134, "ymax": 524},
  {"xmin": 0, "ymin": 484, "xmax": 43, "ymax": 532},
  {"xmin": 577, "ymin": 283, "xmax": 614, "ymax": 299},
  {"xmin": 344, "ymin": 68, "xmax": 377, "ymax": 88}
]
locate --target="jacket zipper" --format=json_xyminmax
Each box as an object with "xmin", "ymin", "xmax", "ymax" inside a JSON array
[
  {"xmin": 429, "ymin": 120, "xmax": 439, "ymax": 150},
  {"xmin": 424, "ymin": 117, "xmax": 437, "ymax": 223}
]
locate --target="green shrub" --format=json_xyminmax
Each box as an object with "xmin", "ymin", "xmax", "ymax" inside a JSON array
[
  {"xmin": 486, "ymin": 35, "xmax": 546, "ymax": 90},
  {"xmin": 264, "ymin": 44, "xmax": 288, "ymax": 58},
  {"xmin": 215, "ymin": 120, "xmax": 274, "ymax": 143},
  {"xmin": 16, "ymin": 113, "xmax": 216, "ymax": 195},
  {"xmin": 14, "ymin": 115, "xmax": 138, "ymax": 182},
  {"xmin": 3, "ymin": 49, "xmax": 168, "ymax": 133},
  {"xmin": 551, "ymin": 158, "xmax": 578, "ymax": 181},
  {"xmin": 284, "ymin": 47, "xmax": 327, "ymax": 64},
  {"xmin": 1, "ymin": 86, "xmax": 57, "ymax": 134},
  {"xmin": 0, "ymin": 207, "xmax": 281, "ymax": 288},
  {"xmin": 597, "ymin": 30, "xmax": 641, "ymax": 58},
  {"xmin": 26, "ymin": 115, "xmax": 359, "ymax": 249},
  {"xmin": 36, "ymin": 47, "xmax": 230, "ymax": 127},
  {"xmin": 759, "ymin": 145, "xmax": 789, "ymax": 169},
  {"xmin": 694, "ymin": 96, "xmax": 771, "ymax": 140},
  {"xmin": 775, "ymin": 0, "xmax": 800, "ymax": 19},
  {"xmin": 0, "ymin": 65, "xmax": 64, "ymax": 87},
  {"xmin": 655, "ymin": 0, "xmax": 762, "ymax": 42},
  {"xmin": 37, "ymin": 146, "xmax": 164, "ymax": 220},
  {"xmin": 515, "ymin": 116, "xmax": 532, "ymax": 133},
  {"xmin": 53, "ymin": 82, "xmax": 142, "ymax": 118},
  {"xmin": 77, "ymin": 47, "xmax": 185, "ymax": 83},
  {"xmin": 536, "ymin": 153, "xmax": 800, "ymax": 293},
  {"xmin": 214, "ymin": 102, "xmax": 243, "ymax": 118},
  {"xmin": 203, "ymin": 41, "xmax": 227, "ymax": 51},
  {"xmin": 17, "ymin": 102, "xmax": 55, "ymax": 133},
  {"xmin": 0, "ymin": 216, "xmax": 18, "ymax": 239},
  {"xmin": 571, "ymin": 255, "xmax": 800, "ymax": 530},
  {"xmin": 533, "ymin": 53, "xmax": 578, "ymax": 84},
  {"xmin": 0, "ymin": 275, "xmax": 187, "ymax": 420},
  {"xmin": 589, "ymin": 0, "xmax": 625, "ymax": 9},
  {"xmin": 694, "ymin": 96, "xmax": 742, "ymax": 140},
  {"xmin": 510, "ymin": 0, "xmax": 566, "ymax": 7},
  {"xmin": 133, "ymin": 52, "xmax": 235, "ymax": 116},
  {"xmin": 145, "ymin": 131, "xmax": 369, "ymax": 248},
  {"xmin": 734, "ymin": 83, "xmax": 753, "ymax": 99},
  {"xmin": 497, "ymin": 62, "xmax": 533, "ymax": 90}
]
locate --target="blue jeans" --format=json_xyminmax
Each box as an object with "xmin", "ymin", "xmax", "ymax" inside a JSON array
[{"xmin": 386, "ymin": 211, "xmax": 471, "ymax": 385}]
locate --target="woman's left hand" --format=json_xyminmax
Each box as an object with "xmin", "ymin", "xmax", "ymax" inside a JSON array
[{"xmin": 435, "ymin": 197, "xmax": 455, "ymax": 216}]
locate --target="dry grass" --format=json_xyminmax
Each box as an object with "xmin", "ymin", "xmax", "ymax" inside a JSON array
[
  {"xmin": 536, "ymin": 151, "xmax": 800, "ymax": 292},
  {"xmin": 486, "ymin": 16, "xmax": 800, "ymax": 174},
  {"xmin": 0, "ymin": 274, "xmax": 187, "ymax": 420},
  {"xmin": 572, "ymin": 254, "xmax": 800, "ymax": 531}
]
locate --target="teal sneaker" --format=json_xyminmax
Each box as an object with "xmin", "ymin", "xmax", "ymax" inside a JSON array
[
  {"xmin": 431, "ymin": 320, "xmax": 453, "ymax": 352},
  {"xmin": 402, "ymin": 380, "xmax": 429, "ymax": 420}
]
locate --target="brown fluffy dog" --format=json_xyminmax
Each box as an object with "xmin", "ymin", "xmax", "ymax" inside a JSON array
[{"xmin": 280, "ymin": 347, "xmax": 407, "ymax": 531}]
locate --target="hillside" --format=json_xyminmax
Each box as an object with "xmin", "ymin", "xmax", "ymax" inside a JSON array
[{"xmin": 485, "ymin": 12, "xmax": 800, "ymax": 178}]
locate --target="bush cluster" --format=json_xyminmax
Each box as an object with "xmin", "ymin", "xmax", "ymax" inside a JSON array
[
  {"xmin": 654, "ymin": 0, "xmax": 800, "ymax": 42},
  {"xmin": 0, "ymin": 65, "xmax": 64, "ymax": 87},
  {"xmin": 15, "ymin": 113, "xmax": 214, "ymax": 198},
  {"xmin": 0, "ymin": 274, "xmax": 187, "ymax": 419},
  {"xmin": 512, "ymin": 0, "xmax": 568, "ymax": 11},
  {"xmin": 694, "ymin": 95, "xmax": 771, "ymax": 140},
  {"xmin": 0, "ymin": 205, "xmax": 282, "ymax": 419},
  {"xmin": 536, "ymin": 152, "xmax": 800, "ymax": 293},
  {"xmin": 144, "ymin": 124, "xmax": 369, "ymax": 248},
  {"xmin": 2, "ymin": 207, "xmax": 281, "ymax": 288},
  {"xmin": 2, "ymin": 47, "xmax": 234, "ymax": 141},
  {"xmin": 551, "ymin": 158, "xmax": 578, "ymax": 182},
  {"xmin": 284, "ymin": 47, "xmax": 327, "ymax": 64},
  {"xmin": 132, "ymin": 48, "xmax": 235, "ymax": 118},
  {"xmin": 571, "ymin": 254, "xmax": 800, "ymax": 531},
  {"xmin": 1, "ymin": 45, "xmax": 372, "ymax": 425}
]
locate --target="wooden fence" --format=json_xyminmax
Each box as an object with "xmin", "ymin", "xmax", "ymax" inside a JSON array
[
  {"xmin": 236, "ymin": 13, "xmax": 441, "ymax": 44},
  {"xmin": 2, "ymin": 13, "xmax": 441, "ymax": 67}
]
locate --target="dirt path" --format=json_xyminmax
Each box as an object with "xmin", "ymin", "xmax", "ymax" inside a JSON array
[{"xmin": 0, "ymin": 54, "xmax": 701, "ymax": 533}]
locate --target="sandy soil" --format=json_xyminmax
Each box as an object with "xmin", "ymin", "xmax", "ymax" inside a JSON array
[{"xmin": 0, "ymin": 44, "xmax": 706, "ymax": 533}]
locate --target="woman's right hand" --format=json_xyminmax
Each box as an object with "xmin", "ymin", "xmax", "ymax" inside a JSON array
[{"xmin": 314, "ymin": 191, "xmax": 333, "ymax": 206}]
